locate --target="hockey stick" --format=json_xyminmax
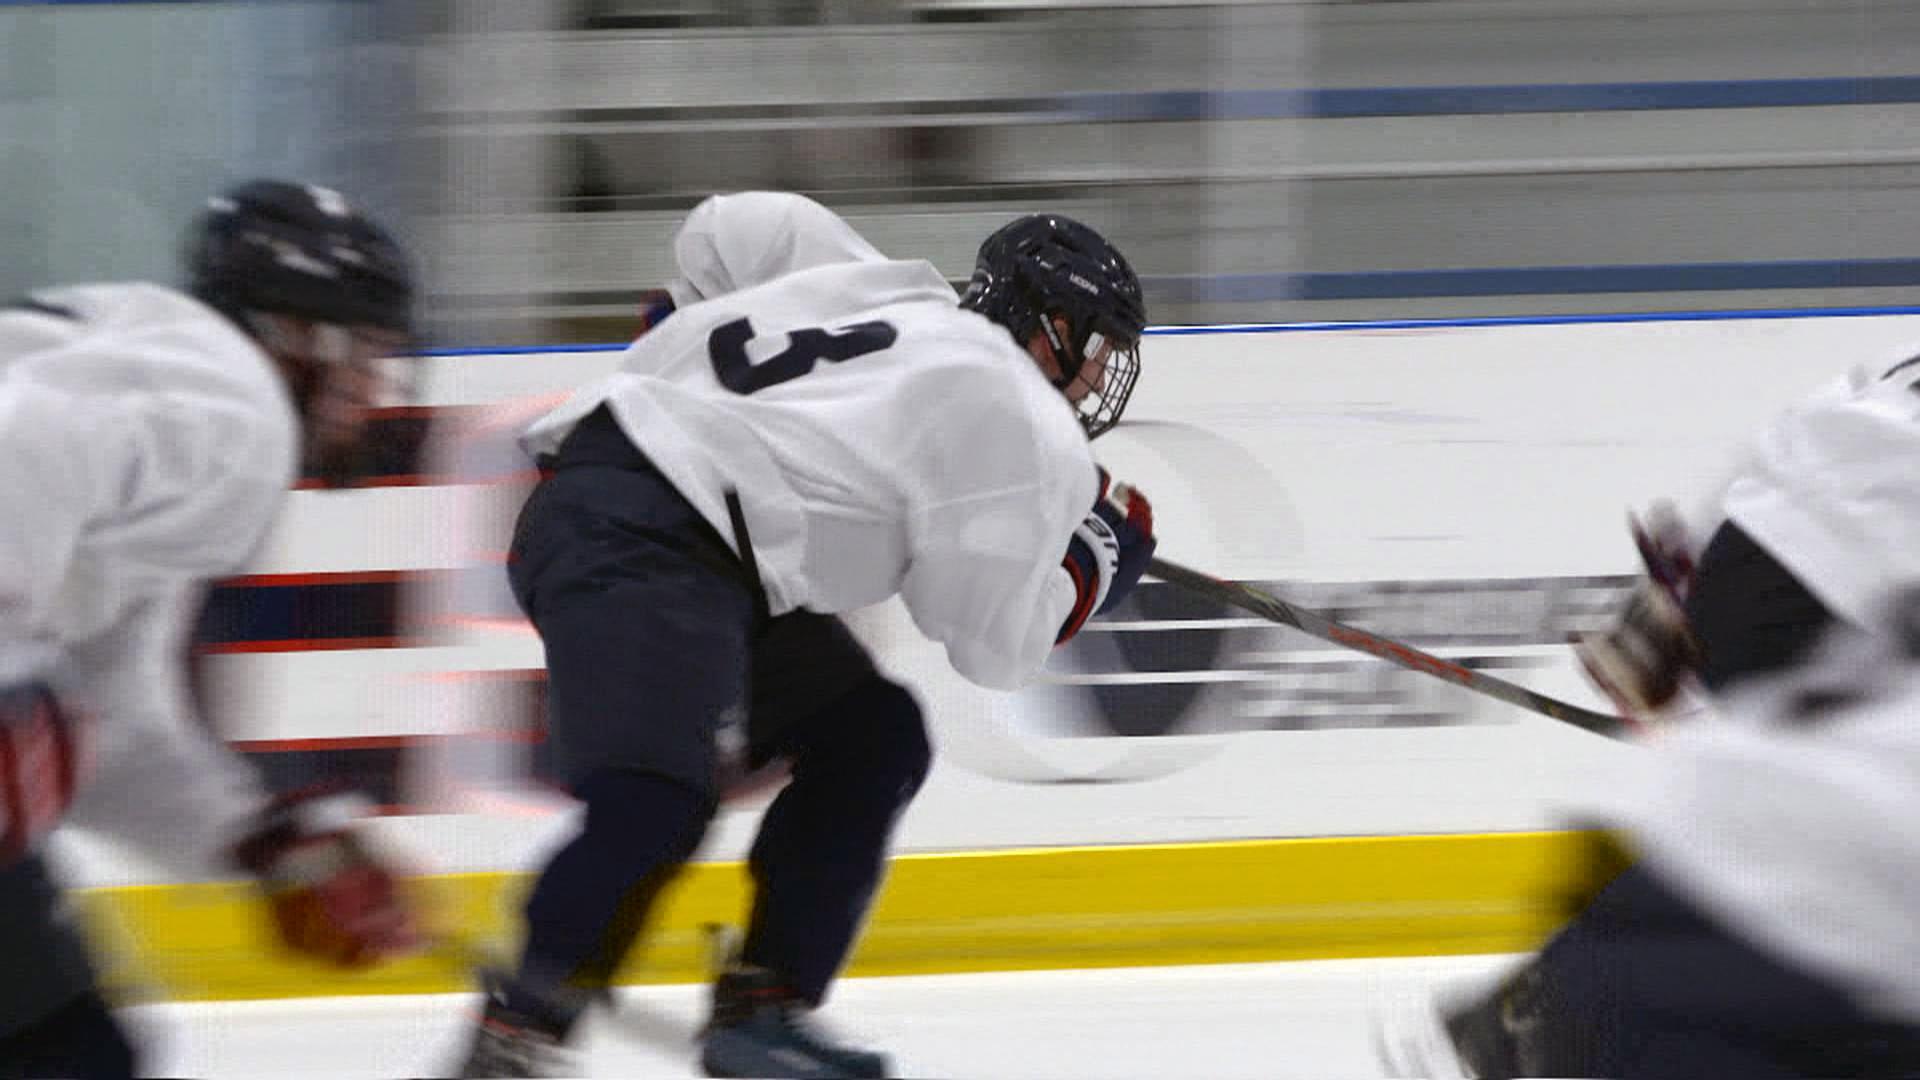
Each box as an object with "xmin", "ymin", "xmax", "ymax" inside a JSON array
[{"xmin": 1145, "ymin": 556, "xmax": 1633, "ymax": 739}]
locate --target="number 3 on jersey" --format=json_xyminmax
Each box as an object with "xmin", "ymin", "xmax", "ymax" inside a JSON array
[{"xmin": 708, "ymin": 317, "xmax": 898, "ymax": 395}]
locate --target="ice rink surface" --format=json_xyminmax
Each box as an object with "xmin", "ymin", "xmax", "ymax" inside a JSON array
[{"xmin": 124, "ymin": 955, "xmax": 1516, "ymax": 1079}]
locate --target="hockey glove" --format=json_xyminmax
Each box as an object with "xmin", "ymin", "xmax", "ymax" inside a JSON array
[
  {"xmin": 1058, "ymin": 469, "xmax": 1156, "ymax": 643},
  {"xmin": 1573, "ymin": 502, "xmax": 1701, "ymax": 717},
  {"xmin": 635, "ymin": 288, "xmax": 675, "ymax": 337},
  {"xmin": 230, "ymin": 786, "xmax": 419, "ymax": 968},
  {"xmin": 0, "ymin": 684, "xmax": 83, "ymax": 866}
]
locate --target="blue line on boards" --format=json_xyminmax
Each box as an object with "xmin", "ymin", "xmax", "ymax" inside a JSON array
[
  {"xmin": 420, "ymin": 304, "xmax": 1920, "ymax": 356},
  {"xmin": 1065, "ymin": 77, "xmax": 1920, "ymax": 122},
  {"xmin": 1153, "ymin": 259, "xmax": 1920, "ymax": 305},
  {"xmin": 1146, "ymin": 307, "xmax": 1920, "ymax": 336}
]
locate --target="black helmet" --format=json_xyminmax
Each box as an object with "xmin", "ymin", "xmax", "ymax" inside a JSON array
[
  {"xmin": 186, "ymin": 179, "xmax": 413, "ymax": 336},
  {"xmin": 960, "ymin": 213, "xmax": 1146, "ymax": 440}
]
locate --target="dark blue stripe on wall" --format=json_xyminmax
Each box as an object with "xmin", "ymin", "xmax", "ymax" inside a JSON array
[
  {"xmin": 1065, "ymin": 76, "xmax": 1920, "ymax": 121},
  {"xmin": 1147, "ymin": 258, "xmax": 1920, "ymax": 305},
  {"xmin": 195, "ymin": 581, "xmax": 405, "ymax": 646},
  {"xmin": 235, "ymin": 736, "xmax": 564, "ymax": 809},
  {"xmin": 245, "ymin": 747, "xmax": 409, "ymax": 809}
]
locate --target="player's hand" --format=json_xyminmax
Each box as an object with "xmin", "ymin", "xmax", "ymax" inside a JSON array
[
  {"xmin": 1628, "ymin": 501, "xmax": 1696, "ymax": 601},
  {"xmin": 0, "ymin": 684, "xmax": 83, "ymax": 866},
  {"xmin": 1057, "ymin": 468, "xmax": 1157, "ymax": 642},
  {"xmin": 230, "ymin": 787, "xmax": 420, "ymax": 967},
  {"xmin": 1573, "ymin": 502, "xmax": 1700, "ymax": 719}
]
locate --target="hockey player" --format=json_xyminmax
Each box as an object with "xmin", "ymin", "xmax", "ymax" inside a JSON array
[
  {"xmin": 454, "ymin": 192, "xmax": 1155, "ymax": 1079},
  {"xmin": 1385, "ymin": 593, "xmax": 1920, "ymax": 1079},
  {"xmin": 0, "ymin": 179, "xmax": 421, "ymax": 1078},
  {"xmin": 1575, "ymin": 350, "xmax": 1920, "ymax": 717},
  {"xmin": 1383, "ymin": 349, "xmax": 1920, "ymax": 1078}
]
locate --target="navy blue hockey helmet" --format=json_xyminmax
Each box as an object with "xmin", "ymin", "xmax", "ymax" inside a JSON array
[
  {"xmin": 186, "ymin": 179, "xmax": 414, "ymax": 337},
  {"xmin": 960, "ymin": 213, "xmax": 1146, "ymax": 440},
  {"xmin": 186, "ymin": 180, "xmax": 417, "ymax": 488}
]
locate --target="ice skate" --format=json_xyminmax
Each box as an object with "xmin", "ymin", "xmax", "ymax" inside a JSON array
[
  {"xmin": 454, "ymin": 972, "xmax": 573, "ymax": 1079},
  {"xmin": 700, "ymin": 965, "xmax": 892, "ymax": 1079},
  {"xmin": 1378, "ymin": 959, "xmax": 1558, "ymax": 1080}
]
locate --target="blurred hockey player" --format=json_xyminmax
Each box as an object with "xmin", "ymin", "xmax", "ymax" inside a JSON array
[
  {"xmin": 454, "ymin": 192, "xmax": 1154, "ymax": 1079},
  {"xmin": 0, "ymin": 180, "xmax": 420, "ymax": 1078},
  {"xmin": 1384, "ymin": 593, "xmax": 1920, "ymax": 1079},
  {"xmin": 1381, "ymin": 349, "xmax": 1920, "ymax": 1078},
  {"xmin": 1575, "ymin": 350, "xmax": 1920, "ymax": 718}
]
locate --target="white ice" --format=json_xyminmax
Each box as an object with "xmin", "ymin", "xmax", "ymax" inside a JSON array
[{"xmin": 123, "ymin": 955, "xmax": 1517, "ymax": 1079}]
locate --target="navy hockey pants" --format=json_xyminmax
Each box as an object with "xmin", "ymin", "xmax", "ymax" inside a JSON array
[
  {"xmin": 503, "ymin": 407, "xmax": 931, "ymax": 1016},
  {"xmin": 0, "ymin": 856, "xmax": 136, "ymax": 1079},
  {"xmin": 1473, "ymin": 864, "xmax": 1920, "ymax": 1079}
]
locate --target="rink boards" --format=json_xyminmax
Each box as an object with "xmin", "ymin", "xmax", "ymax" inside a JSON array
[
  {"xmin": 63, "ymin": 308, "xmax": 1920, "ymax": 999},
  {"xmin": 84, "ymin": 831, "xmax": 1624, "ymax": 1001}
]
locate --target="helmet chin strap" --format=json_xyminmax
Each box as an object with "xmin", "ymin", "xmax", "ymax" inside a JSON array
[{"xmin": 1039, "ymin": 314, "xmax": 1085, "ymax": 391}]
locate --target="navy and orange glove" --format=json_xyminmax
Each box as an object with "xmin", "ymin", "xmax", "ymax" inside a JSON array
[
  {"xmin": 1058, "ymin": 468, "xmax": 1156, "ymax": 643},
  {"xmin": 230, "ymin": 787, "xmax": 419, "ymax": 968}
]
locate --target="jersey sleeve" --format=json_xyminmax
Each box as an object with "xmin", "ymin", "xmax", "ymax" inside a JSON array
[
  {"xmin": 665, "ymin": 192, "xmax": 888, "ymax": 307},
  {"xmin": 57, "ymin": 588, "xmax": 269, "ymax": 877},
  {"xmin": 1721, "ymin": 364, "xmax": 1920, "ymax": 626},
  {"xmin": 108, "ymin": 392, "xmax": 289, "ymax": 576},
  {"xmin": 0, "ymin": 379, "xmax": 126, "ymax": 647},
  {"xmin": 0, "ymin": 351, "xmax": 290, "ymax": 648},
  {"xmin": 897, "ymin": 377, "xmax": 1097, "ymax": 691}
]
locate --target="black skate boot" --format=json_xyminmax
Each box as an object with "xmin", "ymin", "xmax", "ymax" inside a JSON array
[
  {"xmin": 455, "ymin": 971, "xmax": 572, "ymax": 1079},
  {"xmin": 699, "ymin": 966, "xmax": 892, "ymax": 1079},
  {"xmin": 1439, "ymin": 959, "xmax": 1553, "ymax": 1080}
]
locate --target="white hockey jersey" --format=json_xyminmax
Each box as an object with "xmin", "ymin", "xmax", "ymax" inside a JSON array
[
  {"xmin": 1578, "ymin": 607, "xmax": 1920, "ymax": 1023},
  {"xmin": 1720, "ymin": 354, "xmax": 1920, "ymax": 627},
  {"xmin": 0, "ymin": 284, "xmax": 295, "ymax": 872},
  {"xmin": 521, "ymin": 193, "xmax": 1098, "ymax": 691}
]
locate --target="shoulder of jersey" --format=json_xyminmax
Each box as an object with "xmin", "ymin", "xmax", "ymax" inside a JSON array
[
  {"xmin": 905, "ymin": 304, "xmax": 1029, "ymax": 373},
  {"xmin": 42, "ymin": 281, "xmax": 194, "ymax": 315},
  {"xmin": 41, "ymin": 282, "xmax": 251, "ymax": 348},
  {"xmin": 909, "ymin": 306, "xmax": 1088, "ymax": 447},
  {"xmin": 40, "ymin": 283, "xmax": 295, "ymax": 416}
]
